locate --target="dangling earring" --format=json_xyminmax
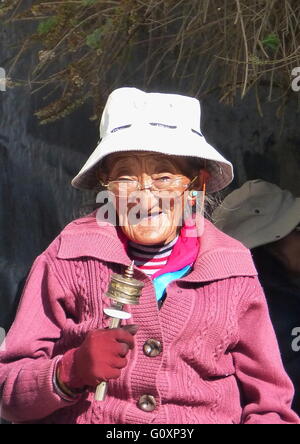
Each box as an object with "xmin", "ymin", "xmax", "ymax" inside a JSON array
[{"xmin": 188, "ymin": 190, "xmax": 198, "ymax": 207}]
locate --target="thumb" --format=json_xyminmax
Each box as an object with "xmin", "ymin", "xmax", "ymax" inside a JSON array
[{"xmin": 122, "ymin": 324, "xmax": 139, "ymax": 335}]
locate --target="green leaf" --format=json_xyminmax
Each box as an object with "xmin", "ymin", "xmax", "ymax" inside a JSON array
[
  {"xmin": 82, "ymin": 0, "xmax": 99, "ymax": 6},
  {"xmin": 262, "ymin": 33, "xmax": 280, "ymax": 51},
  {"xmin": 86, "ymin": 28, "xmax": 102, "ymax": 49},
  {"xmin": 37, "ymin": 16, "xmax": 60, "ymax": 35}
]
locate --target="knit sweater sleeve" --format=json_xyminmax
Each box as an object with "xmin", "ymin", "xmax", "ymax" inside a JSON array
[
  {"xmin": 233, "ymin": 276, "xmax": 300, "ymax": 424},
  {"xmin": 0, "ymin": 248, "xmax": 80, "ymax": 423}
]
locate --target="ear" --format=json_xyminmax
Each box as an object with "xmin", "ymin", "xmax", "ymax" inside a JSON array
[{"xmin": 188, "ymin": 169, "xmax": 210, "ymax": 207}]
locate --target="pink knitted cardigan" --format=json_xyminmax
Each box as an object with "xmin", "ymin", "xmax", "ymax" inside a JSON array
[{"xmin": 0, "ymin": 211, "xmax": 299, "ymax": 424}]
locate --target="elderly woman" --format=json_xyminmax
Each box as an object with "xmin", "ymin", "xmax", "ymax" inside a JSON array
[{"xmin": 0, "ymin": 88, "xmax": 299, "ymax": 424}]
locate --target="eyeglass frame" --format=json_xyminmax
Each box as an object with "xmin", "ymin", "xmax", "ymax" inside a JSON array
[{"xmin": 99, "ymin": 175, "xmax": 199, "ymax": 196}]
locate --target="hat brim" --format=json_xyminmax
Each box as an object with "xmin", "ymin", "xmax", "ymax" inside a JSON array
[
  {"xmin": 248, "ymin": 198, "xmax": 300, "ymax": 248},
  {"xmin": 214, "ymin": 196, "xmax": 300, "ymax": 249},
  {"xmin": 71, "ymin": 126, "xmax": 234, "ymax": 193}
]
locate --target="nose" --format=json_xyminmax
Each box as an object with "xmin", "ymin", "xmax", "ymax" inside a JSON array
[
  {"xmin": 137, "ymin": 188, "xmax": 158, "ymax": 213},
  {"xmin": 140, "ymin": 183, "xmax": 152, "ymax": 191},
  {"xmin": 131, "ymin": 175, "xmax": 156, "ymax": 211},
  {"xmin": 139, "ymin": 173, "xmax": 152, "ymax": 191}
]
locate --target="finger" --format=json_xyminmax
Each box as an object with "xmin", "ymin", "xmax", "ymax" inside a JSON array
[
  {"xmin": 123, "ymin": 324, "xmax": 139, "ymax": 335},
  {"xmin": 117, "ymin": 342, "xmax": 129, "ymax": 357},
  {"xmin": 114, "ymin": 329, "xmax": 136, "ymax": 349},
  {"xmin": 111, "ymin": 356, "xmax": 128, "ymax": 369}
]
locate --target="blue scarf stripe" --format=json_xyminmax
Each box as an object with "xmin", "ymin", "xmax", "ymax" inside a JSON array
[{"xmin": 153, "ymin": 265, "xmax": 192, "ymax": 301}]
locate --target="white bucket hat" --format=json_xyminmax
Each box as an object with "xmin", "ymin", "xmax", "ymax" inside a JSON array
[
  {"xmin": 71, "ymin": 87, "xmax": 233, "ymax": 193},
  {"xmin": 213, "ymin": 179, "xmax": 300, "ymax": 249}
]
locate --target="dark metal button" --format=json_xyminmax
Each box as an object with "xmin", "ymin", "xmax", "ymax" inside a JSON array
[
  {"xmin": 143, "ymin": 339, "xmax": 162, "ymax": 357},
  {"xmin": 138, "ymin": 395, "xmax": 156, "ymax": 412}
]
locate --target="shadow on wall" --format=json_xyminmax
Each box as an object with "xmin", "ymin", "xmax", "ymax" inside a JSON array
[{"xmin": 200, "ymin": 87, "xmax": 300, "ymax": 196}]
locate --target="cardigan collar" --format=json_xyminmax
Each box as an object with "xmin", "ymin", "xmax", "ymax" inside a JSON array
[{"xmin": 56, "ymin": 210, "xmax": 257, "ymax": 283}]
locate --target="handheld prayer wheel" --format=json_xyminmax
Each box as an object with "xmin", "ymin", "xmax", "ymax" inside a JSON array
[{"xmin": 95, "ymin": 261, "xmax": 144, "ymax": 401}]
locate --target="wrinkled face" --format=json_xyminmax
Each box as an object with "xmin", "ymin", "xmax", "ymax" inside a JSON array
[{"xmin": 101, "ymin": 152, "xmax": 204, "ymax": 245}]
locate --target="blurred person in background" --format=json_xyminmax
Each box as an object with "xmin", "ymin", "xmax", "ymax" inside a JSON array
[{"xmin": 213, "ymin": 179, "xmax": 300, "ymax": 415}]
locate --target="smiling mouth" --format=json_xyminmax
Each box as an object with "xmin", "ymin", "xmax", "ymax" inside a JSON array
[
  {"xmin": 138, "ymin": 211, "xmax": 163, "ymax": 220},
  {"xmin": 128, "ymin": 210, "xmax": 165, "ymax": 226}
]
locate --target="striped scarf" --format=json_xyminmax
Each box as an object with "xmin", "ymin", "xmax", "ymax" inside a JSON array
[{"xmin": 127, "ymin": 236, "xmax": 179, "ymax": 277}]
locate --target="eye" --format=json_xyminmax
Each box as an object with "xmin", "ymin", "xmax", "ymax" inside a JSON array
[
  {"xmin": 116, "ymin": 177, "xmax": 137, "ymax": 182},
  {"xmin": 154, "ymin": 175, "xmax": 172, "ymax": 182}
]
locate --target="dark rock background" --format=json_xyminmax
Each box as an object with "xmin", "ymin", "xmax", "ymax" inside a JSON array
[{"xmin": 1, "ymin": 7, "xmax": 300, "ymax": 339}]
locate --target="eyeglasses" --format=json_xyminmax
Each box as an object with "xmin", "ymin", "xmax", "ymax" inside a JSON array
[{"xmin": 101, "ymin": 176, "xmax": 198, "ymax": 197}]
